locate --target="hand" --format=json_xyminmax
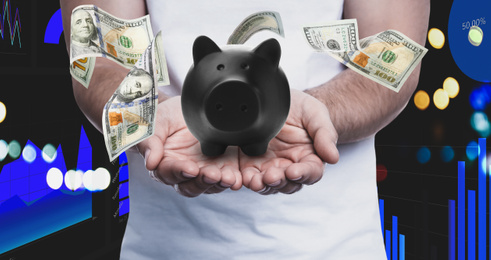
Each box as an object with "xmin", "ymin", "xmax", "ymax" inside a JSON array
[
  {"xmin": 137, "ymin": 96, "xmax": 242, "ymax": 197},
  {"xmin": 239, "ymin": 89, "xmax": 339, "ymax": 195}
]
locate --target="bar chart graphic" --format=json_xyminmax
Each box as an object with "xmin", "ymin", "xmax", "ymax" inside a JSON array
[
  {"xmin": 380, "ymin": 199, "xmax": 406, "ymax": 260},
  {"xmin": 448, "ymin": 138, "xmax": 487, "ymax": 260}
]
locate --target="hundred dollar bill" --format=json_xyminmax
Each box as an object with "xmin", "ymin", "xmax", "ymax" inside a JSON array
[
  {"xmin": 303, "ymin": 19, "xmax": 359, "ymax": 52},
  {"xmin": 69, "ymin": 5, "xmax": 154, "ymax": 88},
  {"xmin": 102, "ymin": 31, "xmax": 165, "ymax": 161},
  {"xmin": 227, "ymin": 11, "xmax": 284, "ymax": 44},
  {"xmin": 303, "ymin": 20, "xmax": 427, "ymax": 92}
]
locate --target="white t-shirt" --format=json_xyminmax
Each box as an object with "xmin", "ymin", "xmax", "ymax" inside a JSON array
[{"xmin": 120, "ymin": 1, "xmax": 387, "ymax": 259}]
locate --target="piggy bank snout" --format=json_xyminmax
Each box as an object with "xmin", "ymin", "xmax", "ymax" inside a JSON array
[{"xmin": 205, "ymin": 81, "xmax": 259, "ymax": 132}]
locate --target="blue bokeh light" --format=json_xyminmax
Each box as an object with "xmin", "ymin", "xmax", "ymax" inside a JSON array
[
  {"xmin": 469, "ymin": 85, "xmax": 491, "ymax": 110},
  {"xmin": 440, "ymin": 146, "xmax": 455, "ymax": 162},
  {"xmin": 417, "ymin": 147, "xmax": 431, "ymax": 164},
  {"xmin": 466, "ymin": 140, "xmax": 479, "ymax": 161},
  {"xmin": 21, "ymin": 144, "xmax": 37, "ymax": 163},
  {"xmin": 470, "ymin": 111, "xmax": 491, "ymax": 137}
]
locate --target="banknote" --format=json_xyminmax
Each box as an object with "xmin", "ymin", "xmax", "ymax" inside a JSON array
[
  {"xmin": 102, "ymin": 32, "xmax": 164, "ymax": 161},
  {"xmin": 227, "ymin": 11, "xmax": 284, "ymax": 44},
  {"xmin": 69, "ymin": 5, "xmax": 154, "ymax": 88},
  {"xmin": 303, "ymin": 19, "xmax": 359, "ymax": 52},
  {"xmin": 303, "ymin": 20, "xmax": 427, "ymax": 92}
]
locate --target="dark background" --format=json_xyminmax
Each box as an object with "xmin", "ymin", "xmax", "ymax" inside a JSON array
[{"xmin": 0, "ymin": 0, "xmax": 487, "ymax": 259}]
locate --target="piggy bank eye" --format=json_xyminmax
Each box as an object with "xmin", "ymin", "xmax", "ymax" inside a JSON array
[
  {"xmin": 217, "ymin": 64, "xmax": 225, "ymax": 71},
  {"xmin": 240, "ymin": 63, "xmax": 249, "ymax": 70}
]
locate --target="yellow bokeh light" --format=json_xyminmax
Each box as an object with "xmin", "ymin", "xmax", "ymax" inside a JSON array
[
  {"xmin": 428, "ymin": 28, "xmax": 445, "ymax": 49},
  {"xmin": 0, "ymin": 102, "xmax": 5, "ymax": 123},
  {"xmin": 443, "ymin": 77, "xmax": 460, "ymax": 98},
  {"xmin": 433, "ymin": 88, "xmax": 450, "ymax": 110},
  {"xmin": 414, "ymin": 90, "xmax": 430, "ymax": 110}
]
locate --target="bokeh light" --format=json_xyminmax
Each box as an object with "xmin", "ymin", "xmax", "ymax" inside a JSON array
[
  {"xmin": 376, "ymin": 164, "xmax": 388, "ymax": 182},
  {"xmin": 94, "ymin": 167, "xmax": 111, "ymax": 191},
  {"xmin": 0, "ymin": 101, "xmax": 6, "ymax": 123},
  {"xmin": 414, "ymin": 90, "xmax": 430, "ymax": 110},
  {"xmin": 0, "ymin": 140, "xmax": 7, "ymax": 161},
  {"xmin": 466, "ymin": 141, "xmax": 479, "ymax": 160},
  {"xmin": 469, "ymin": 85, "xmax": 491, "ymax": 110},
  {"xmin": 22, "ymin": 144, "xmax": 37, "ymax": 163},
  {"xmin": 42, "ymin": 144, "xmax": 57, "ymax": 163},
  {"xmin": 46, "ymin": 167, "xmax": 63, "ymax": 190},
  {"xmin": 440, "ymin": 146, "xmax": 455, "ymax": 162},
  {"xmin": 82, "ymin": 170, "xmax": 96, "ymax": 191},
  {"xmin": 428, "ymin": 28, "xmax": 445, "ymax": 49},
  {"xmin": 468, "ymin": 26, "xmax": 483, "ymax": 46},
  {"xmin": 417, "ymin": 147, "xmax": 431, "ymax": 164},
  {"xmin": 433, "ymin": 88, "xmax": 450, "ymax": 110},
  {"xmin": 470, "ymin": 111, "xmax": 491, "ymax": 137},
  {"xmin": 8, "ymin": 140, "xmax": 21, "ymax": 159},
  {"xmin": 443, "ymin": 77, "xmax": 460, "ymax": 98},
  {"xmin": 64, "ymin": 169, "xmax": 83, "ymax": 191}
]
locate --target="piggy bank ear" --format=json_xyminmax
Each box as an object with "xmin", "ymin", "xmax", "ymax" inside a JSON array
[
  {"xmin": 253, "ymin": 38, "xmax": 281, "ymax": 67},
  {"xmin": 193, "ymin": 36, "xmax": 222, "ymax": 65}
]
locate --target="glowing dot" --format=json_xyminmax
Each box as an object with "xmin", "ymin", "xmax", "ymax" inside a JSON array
[
  {"xmin": 22, "ymin": 144, "xmax": 37, "ymax": 163},
  {"xmin": 440, "ymin": 146, "xmax": 455, "ymax": 162},
  {"xmin": 428, "ymin": 28, "xmax": 445, "ymax": 49},
  {"xmin": 0, "ymin": 101, "xmax": 5, "ymax": 123},
  {"xmin": 42, "ymin": 144, "xmax": 57, "ymax": 163},
  {"xmin": 64, "ymin": 169, "xmax": 83, "ymax": 191},
  {"xmin": 0, "ymin": 140, "xmax": 7, "ymax": 161},
  {"xmin": 433, "ymin": 88, "xmax": 449, "ymax": 110},
  {"xmin": 376, "ymin": 164, "xmax": 387, "ymax": 182},
  {"xmin": 417, "ymin": 147, "xmax": 431, "ymax": 164},
  {"xmin": 414, "ymin": 90, "xmax": 430, "ymax": 110},
  {"xmin": 470, "ymin": 111, "xmax": 490, "ymax": 137},
  {"xmin": 443, "ymin": 77, "xmax": 460, "ymax": 98},
  {"xmin": 83, "ymin": 170, "xmax": 96, "ymax": 191},
  {"xmin": 8, "ymin": 140, "xmax": 21, "ymax": 159},
  {"xmin": 469, "ymin": 85, "xmax": 491, "ymax": 110},
  {"xmin": 94, "ymin": 167, "xmax": 111, "ymax": 190},
  {"xmin": 46, "ymin": 167, "xmax": 63, "ymax": 190},
  {"xmin": 466, "ymin": 141, "xmax": 479, "ymax": 160},
  {"xmin": 468, "ymin": 26, "xmax": 483, "ymax": 46}
]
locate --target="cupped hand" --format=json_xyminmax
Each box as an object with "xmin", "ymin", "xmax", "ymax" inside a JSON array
[
  {"xmin": 239, "ymin": 89, "xmax": 339, "ymax": 195},
  {"xmin": 136, "ymin": 96, "xmax": 242, "ymax": 197}
]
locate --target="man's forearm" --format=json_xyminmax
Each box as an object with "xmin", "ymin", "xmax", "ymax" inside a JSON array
[{"xmin": 305, "ymin": 64, "xmax": 421, "ymax": 144}]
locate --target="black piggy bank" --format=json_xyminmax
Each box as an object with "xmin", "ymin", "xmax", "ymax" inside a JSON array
[{"xmin": 181, "ymin": 36, "xmax": 290, "ymax": 156}]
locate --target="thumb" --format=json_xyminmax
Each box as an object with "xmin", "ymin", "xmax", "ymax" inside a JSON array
[{"xmin": 136, "ymin": 136, "xmax": 166, "ymax": 171}]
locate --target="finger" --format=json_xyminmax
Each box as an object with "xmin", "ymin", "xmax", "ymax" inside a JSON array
[
  {"xmin": 277, "ymin": 182, "xmax": 303, "ymax": 194},
  {"xmin": 241, "ymin": 167, "xmax": 260, "ymax": 188},
  {"xmin": 313, "ymin": 127, "xmax": 339, "ymax": 164},
  {"xmin": 156, "ymin": 159, "xmax": 199, "ymax": 185},
  {"xmin": 204, "ymin": 166, "xmax": 238, "ymax": 194},
  {"xmin": 177, "ymin": 165, "xmax": 221, "ymax": 197},
  {"xmin": 249, "ymin": 173, "xmax": 266, "ymax": 192},
  {"xmin": 231, "ymin": 167, "xmax": 243, "ymax": 191},
  {"xmin": 137, "ymin": 136, "xmax": 166, "ymax": 171},
  {"xmin": 262, "ymin": 166, "xmax": 288, "ymax": 189},
  {"xmin": 285, "ymin": 155, "xmax": 324, "ymax": 185}
]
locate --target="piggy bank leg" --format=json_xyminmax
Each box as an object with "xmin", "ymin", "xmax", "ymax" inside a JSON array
[
  {"xmin": 200, "ymin": 142, "xmax": 228, "ymax": 157},
  {"xmin": 240, "ymin": 142, "xmax": 269, "ymax": 156}
]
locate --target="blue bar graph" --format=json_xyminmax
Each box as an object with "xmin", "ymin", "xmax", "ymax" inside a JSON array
[
  {"xmin": 457, "ymin": 161, "xmax": 465, "ymax": 260},
  {"xmin": 393, "ymin": 216, "xmax": 398, "ymax": 260},
  {"xmin": 468, "ymin": 190, "xmax": 476, "ymax": 260},
  {"xmin": 478, "ymin": 138, "xmax": 486, "ymax": 260},
  {"xmin": 399, "ymin": 234, "xmax": 405, "ymax": 260},
  {"xmin": 380, "ymin": 199, "xmax": 384, "ymax": 238},
  {"xmin": 386, "ymin": 230, "xmax": 391, "ymax": 260},
  {"xmin": 449, "ymin": 199, "xmax": 455, "ymax": 260}
]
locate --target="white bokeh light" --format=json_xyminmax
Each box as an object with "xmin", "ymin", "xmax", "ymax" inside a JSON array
[
  {"xmin": 94, "ymin": 168, "xmax": 111, "ymax": 191},
  {"xmin": 22, "ymin": 144, "xmax": 37, "ymax": 163},
  {"xmin": 64, "ymin": 169, "xmax": 83, "ymax": 191},
  {"xmin": 0, "ymin": 140, "xmax": 7, "ymax": 161},
  {"xmin": 46, "ymin": 167, "xmax": 63, "ymax": 190},
  {"xmin": 42, "ymin": 144, "xmax": 57, "ymax": 163},
  {"xmin": 83, "ymin": 170, "xmax": 97, "ymax": 191}
]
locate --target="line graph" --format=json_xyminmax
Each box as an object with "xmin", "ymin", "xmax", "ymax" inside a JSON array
[{"xmin": 0, "ymin": 0, "xmax": 21, "ymax": 47}]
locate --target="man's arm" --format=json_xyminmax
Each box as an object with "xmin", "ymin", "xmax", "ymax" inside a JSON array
[
  {"xmin": 305, "ymin": 0, "xmax": 430, "ymax": 143},
  {"xmin": 60, "ymin": 0, "xmax": 167, "ymax": 133}
]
